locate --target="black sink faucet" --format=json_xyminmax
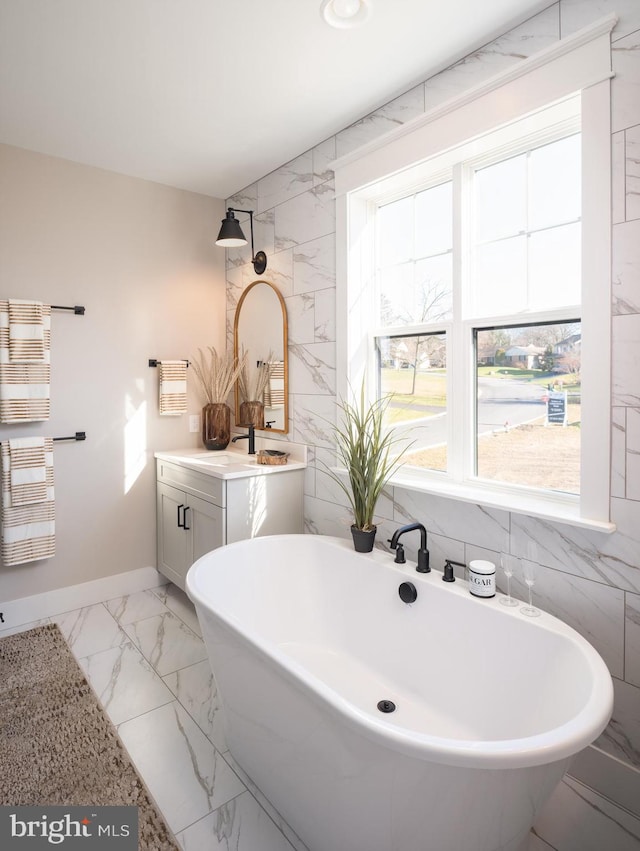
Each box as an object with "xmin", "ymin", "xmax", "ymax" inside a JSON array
[
  {"xmin": 388, "ymin": 522, "xmax": 430, "ymax": 573},
  {"xmin": 231, "ymin": 424, "xmax": 256, "ymax": 455}
]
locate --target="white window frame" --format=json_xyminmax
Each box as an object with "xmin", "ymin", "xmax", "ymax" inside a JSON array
[{"xmin": 333, "ymin": 15, "xmax": 616, "ymax": 531}]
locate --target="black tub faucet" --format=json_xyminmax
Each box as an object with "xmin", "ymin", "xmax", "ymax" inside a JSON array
[
  {"xmin": 232, "ymin": 424, "xmax": 256, "ymax": 455},
  {"xmin": 388, "ymin": 522, "xmax": 430, "ymax": 573}
]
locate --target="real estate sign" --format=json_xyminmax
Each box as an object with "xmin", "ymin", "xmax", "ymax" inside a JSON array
[{"xmin": 546, "ymin": 390, "xmax": 567, "ymax": 426}]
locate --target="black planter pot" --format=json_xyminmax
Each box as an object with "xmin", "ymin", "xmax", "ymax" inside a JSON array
[{"xmin": 351, "ymin": 524, "xmax": 377, "ymax": 553}]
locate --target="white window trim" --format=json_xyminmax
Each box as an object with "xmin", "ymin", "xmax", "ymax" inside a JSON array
[{"xmin": 333, "ymin": 16, "xmax": 616, "ymax": 533}]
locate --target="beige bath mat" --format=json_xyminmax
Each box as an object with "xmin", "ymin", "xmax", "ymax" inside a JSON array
[{"xmin": 0, "ymin": 622, "xmax": 179, "ymax": 850}]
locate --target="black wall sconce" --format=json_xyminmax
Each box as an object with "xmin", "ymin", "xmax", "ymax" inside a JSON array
[{"xmin": 215, "ymin": 208, "xmax": 267, "ymax": 275}]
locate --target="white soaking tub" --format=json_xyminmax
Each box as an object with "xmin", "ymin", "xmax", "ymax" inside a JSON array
[{"xmin": 186, "ymin": 534, "xmax": 613, "ymax": 851}]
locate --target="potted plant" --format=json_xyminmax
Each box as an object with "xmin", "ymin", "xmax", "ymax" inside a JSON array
[
  {"xmin": 192, "ymin": 347, "xmax": 246, "ymax": 450},
  {"xmin": 324, "ymin": 384, "xmax": 410, "ymax": 552}
]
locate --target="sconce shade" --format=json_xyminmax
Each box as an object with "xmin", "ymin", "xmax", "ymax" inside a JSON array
[{"xmin": 216, "ymin": 210, "xmax": 247, "ymax": 247}]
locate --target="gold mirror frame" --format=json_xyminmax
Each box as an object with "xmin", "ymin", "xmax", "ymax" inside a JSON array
[{"xmin": 233, "ymin": 280, "xmax": 289, "ymax": 434}]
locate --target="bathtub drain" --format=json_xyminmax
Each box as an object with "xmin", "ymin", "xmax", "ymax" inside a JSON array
[{"xmin": 377, "ymin": 700, "xmax": 396, "ymax": 713}]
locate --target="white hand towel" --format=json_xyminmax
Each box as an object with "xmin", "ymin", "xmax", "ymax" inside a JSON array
[
  {"xmin": 8, "ymin": 299, "xmax": 45, "ymax": 362},
  {"xmin": 158, "ymin": 360, "xmax": 187, "ymax": 416},
  {"xmin": 0, "ymin": 301, "xmax": 51, "ymax": 423}
]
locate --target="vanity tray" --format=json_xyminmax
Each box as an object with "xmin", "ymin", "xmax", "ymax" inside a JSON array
[{"xmin": 256, "ymin": 450, "xmax": 289, "ymax": 466}]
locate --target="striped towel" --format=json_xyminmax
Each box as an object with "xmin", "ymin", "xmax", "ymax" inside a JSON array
[
  {"xmin": 264, "ymin": 361, "xmax": 285, "ymax": 409},
  {"xmin": 8, "ymin": 299, "xmax": 45, "ymax": 362},
  {"xmin": 158, "ymin": 360, "xmax": 187, "ymax": 416},
  {"xmin": 0, "ymin": 300, "xmax": 51, "ymax": 423},
  {"xmin": 1, "ymin": 437, "xmax": 55, "ymax": 566}
]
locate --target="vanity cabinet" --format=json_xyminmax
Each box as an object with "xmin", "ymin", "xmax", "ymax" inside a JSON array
[{"xmin": 156, "ymin": 456, "xmax": 304, "ymax": 591}]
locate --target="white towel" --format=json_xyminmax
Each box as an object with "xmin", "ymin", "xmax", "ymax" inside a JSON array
[
  {"xmin": 264, "ymin": 361, "xmax": 285, "ymax": 409},
  {"xmin": 1, "ymin": 437, "xmax": 55, "ymax": 566},
  {"xmin": 8, "ymin": 299, "xmax": 45, "ymax": 362},
  {"xmin": 0, "ymin": 301, "xmax": 51, "ymax": 423},
  {"xmin": 158, "ymin": 360, "xmax": 187, "ymax": 416}
]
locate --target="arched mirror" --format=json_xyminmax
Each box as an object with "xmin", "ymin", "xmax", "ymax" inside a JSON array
[{"xmin": 233, "ymin": 280, "xmax": 288, "ymax": 433}]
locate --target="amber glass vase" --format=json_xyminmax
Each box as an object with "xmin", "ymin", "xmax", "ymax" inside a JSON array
[
  {"xmin": 202, "ymin": 402, "xmax": 231, "ymax": 450},
  {"xmin": 239, "ymin": 400, "xmax": 265, "ymax": 430}
]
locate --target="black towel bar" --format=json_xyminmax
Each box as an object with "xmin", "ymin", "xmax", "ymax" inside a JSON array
[
  {"xmin": 148, "ymin": 359, "xmax": 189, "ymax": 368},
  {"xmin": 51, "ymin": 305, "xmax": 85, "ymax": 315},
  {"xmin": 53, "ymin": 432, "xmax": 86, "ymax": 442}
]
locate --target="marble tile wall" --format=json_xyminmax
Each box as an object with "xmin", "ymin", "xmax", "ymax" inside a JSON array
[{"xmin": 225, "ymin": 0, "xmax": 640, "ymax": 804}]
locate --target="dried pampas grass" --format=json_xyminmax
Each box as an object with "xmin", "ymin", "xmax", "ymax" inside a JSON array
[
  {"xmin": 191, "ymin": 347, "xmax": 246, "ymax": 404},
  {"xmin": 237, "ymin": 345, "xmax": 273, "ymax": 403}
]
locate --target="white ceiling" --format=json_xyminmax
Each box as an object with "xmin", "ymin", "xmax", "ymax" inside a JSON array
[{"xmin": 0, "ymin": 0, "xmax": 550, "ymax": 200}]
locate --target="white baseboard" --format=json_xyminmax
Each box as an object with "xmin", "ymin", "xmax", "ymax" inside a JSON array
[
  {"xmin": 569, "ymin": 744, "xmax": 640, "ymax": 819},
  {"xmin": 0, "ymin": 566, "xmax": 166, "ymax": 630}
]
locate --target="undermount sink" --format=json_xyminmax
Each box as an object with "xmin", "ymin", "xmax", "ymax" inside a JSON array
[{"xmin": 191, "ymin": 452, "xmax": 252, "ymax": 466}]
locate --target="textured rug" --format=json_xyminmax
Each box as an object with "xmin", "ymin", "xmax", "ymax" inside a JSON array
[{"xmin": 0, "ymin": 623, "xmax": 180, "ymax": 850}]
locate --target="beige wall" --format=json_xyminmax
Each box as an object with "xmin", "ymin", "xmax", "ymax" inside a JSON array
[{"xmin": 0, "ymin": 144, "xmax": 225, "ymax": 601}]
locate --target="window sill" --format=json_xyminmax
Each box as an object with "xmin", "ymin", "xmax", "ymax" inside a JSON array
[{"xmin": 386, "ymin": 468, "xmax": 616, "ymax": 534}]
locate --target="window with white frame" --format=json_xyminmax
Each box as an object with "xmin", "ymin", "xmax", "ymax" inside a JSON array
[{"xmin": 334, "ymin": 18, "xmax": 614, "ymax": 527}]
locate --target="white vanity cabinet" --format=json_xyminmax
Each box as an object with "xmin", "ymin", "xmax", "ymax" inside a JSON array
[{"xmin": 156, "ymin": 453, "xmax": 305, "ymax": 591}]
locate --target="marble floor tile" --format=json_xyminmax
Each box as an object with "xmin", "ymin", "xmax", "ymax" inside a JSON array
[
  {"xmin": 163, "ymin": 659, "xmax": 228, "ymax": 751},
  {"xmin": 122, "ymin": 610, "xmax": 207, "ymax": 677},
  {"xmin": 117, "ymin": 701, "xmax": 245, "ymax": 835},
  {"xmin": 533, "ymin": 776, "xmax": 640, "ymax": 850},
  {"xmin": 151, "ymin": 583, "xmax": 202, "ymax": 636},
  {"xmin": 176, "ymin": 790, "xmax": 297, "ymax": 851},
  {"xmin": 78, "ymin": 639, "xmax": 174, "ymax": 726},
  {"xmin": 105, "ymin": 588, "xmax": 169, "ymax": 625},
  {"xmin": 54, "ymin": 603, "xmax": 125, "ymax": 659}
]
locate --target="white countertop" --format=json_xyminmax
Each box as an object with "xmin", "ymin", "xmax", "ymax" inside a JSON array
[{"xmin": 155, "ymin": 437, "xmax": 307, "ymax": 480}]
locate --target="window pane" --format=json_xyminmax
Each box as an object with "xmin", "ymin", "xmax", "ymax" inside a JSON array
[
  {"xmin": 529, "ymin": 134, "xmax": 581, "ymax": 230},
  {"xmin": 528, "ymin": 222, "xmax": 581, "ymax": 309},
  {"xmin": 414, "ymin": 254, "xmax": 452, "ymax": 322},
  {"xmin": 378, "ymin": 334, "xmax": 447, "ymax": 472},
  {"xmin": 379, "ymin": 263, "xmax": 413, "ymax": 326},
  {"xmin": 475, "ymin": 322, "xmax": 581, "ymax": 494},
  {"xmin": 378, "ymin": 196, "xmax": 413, "ymax": 266},
  {"xmin": 415, "ymin": 182, "xmax": 453, "ymax": 257},
  {"xmin": 475, "ymin": 154, "xmax": 526, "ymax": 243},
  {"xmin": 472, "ymin": 235, "xmax": 527, "ymax": 317}
]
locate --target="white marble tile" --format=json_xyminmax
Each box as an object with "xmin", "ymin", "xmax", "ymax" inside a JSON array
[
  {"xmin": 303, "ymin": 445, "xmax": 316, "ymax": 498},
  {"xmin": 257, "ymin": 151, "xmax": 314, "ymax": 214},
  {"xmin": 78, "ymin": 639, "xmax": 173, "ymax": 726},
  {"xmin": 122, "ymin": 611, "xmax": 207, "ymax": 676},
  {"xmin": 612, "ymin": 30, "xmax": 640, "ymax": 134},
  {"xmin": 265, "ymin": 248, "xmax": 294, "ymax": 298},
  {"xmin": 303, "ymin": 494, "xmax": 354, "ymax": 539},
  {"xmin": 595, "ymin": 678, "xmax": 640, "ymax": 770},
  {"xmin": 627, "ymin": 408, "xmax": 640, "ymax": 501},
  {"xmin": 506, "ymin": 563, "xmax": 625, "ymax": 676},
  {"xmin": 312, "ymin": 137, "xmax": 336, "ymax": 187},
  {"xmin": 290, "ymin": 394, "xmax": 336, "ymax": 449},
  {"xmin": 226, "ymin": 184, "xmax": 258, "ymax": 212},
  {"xmin": 627, "ymin": 124, "xmax": 640, "ymax": 222},
  {"xmin": 163, "ymin": 659, "xmax": 228, "ymax": 751},
  {"xmin": 292, "ymin": 233, "xmax": 336, "ymax": 294},
  {"xmin": 613, "ymin": 130, "xmax": 626, "ymax": 225},
  {"xmin": 424, "ymin": 5, "xmax": 559, "ymax": 112},
  {"xmin": 275, "ymin": 185, "xmax": 335, "ymax": 252},
  {"xmin": 177, "ymin": 790, "xmax": 298, "ymax": 851},
  {"xmin": 0, "ymin": 617, "xmax": 51, "ymax": 638},
  {"xmin": 286, "ymin": 293, "xmax": 315, "ymax": 345},
  {"xmin": 527, "ymin": 835, "xmax": 555, "ymax": 851},
  {"xmin": 335, "ymin": 85, "xmax": 425, "ymax": 159},
  {"xmin": 105, "ymin": 589, "xmax": 168, "ymax": 625},
  {"xmin": 152, "ymin": 583, "xmax": 202, "ymax": 636},
  {"xmin": 626, "ymin": 593, "xmax": 640, "ymax": 688},
  {"xmin": 534, "ymin": 775, "xmax": 640, "ymax": 851},
  {"xmin": 226, "ymin": 210, "xmax": 276, "ymax": 270},
  {"xmin": 118, "ymin": 701, "xmax": 245, "ymax": 835},
  {"xmin": 613, "ymin": 314, "xmax": 640, "ymax": 406},
  {"xmin": 289, "ymin": 342, "xmax": 336, "ymax": 396},
  {"xmin": 393, "ymin": 486, "xmax": 510, "ymax": 553},
  {"xmin": 510, "ymin": 507, "xmax": 640, "ymax": 592},
  {"xmin": 612, "ymin": 407, "xmax": 627, "ymax": 499},
  {"xmin": 54, "ymin": 604, "xmax": 126, "ymax": 659},
  {"xmin": 314, "ymin": 287, "xmax": 336, "ymax": 342},
  {"xmin": 612, "ymin": 220, "xmax": 640, "ymax": 314},
  {"xmin": 560, "ymin": 0, "xmax": 640, "ymax": 43},
  {"xmin": 222, "ymin": 754, "xmax": 310, "ymax": 851}
]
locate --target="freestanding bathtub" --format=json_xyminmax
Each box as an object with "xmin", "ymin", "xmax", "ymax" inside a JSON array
[{"xmin": 186, "ymin": 534, "xmax": 613, "ymax": 851}]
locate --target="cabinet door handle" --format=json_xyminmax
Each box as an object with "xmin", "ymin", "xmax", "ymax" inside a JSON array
[
  {"xmin": 183, "ymin": 506, "xmax": 191, "ymax": 531},
  {"xmin": 177, "ymin": 504, "xmax": 185, "ymax": 528}
]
